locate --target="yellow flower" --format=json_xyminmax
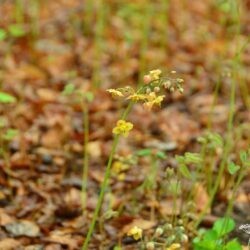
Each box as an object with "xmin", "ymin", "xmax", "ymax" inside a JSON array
[
  {"xmin": 118, "ymin": 173, "xmax": 125, "ymax": 181},
  {"xmin": 127, "ymin": 94, "xmax": 147, "ymax": 102},
  {"xmin": 143, "ymin": 93, "xmax": 165, "ymax": 110},
  {"xmin": 112, "ymin": 119, "xmax": 133, "ymax": 137},
  {"xmin": 117, "ymin": 86, "xmax": 135, "ymax": 96},
  {"xmin": 166, "ymin": 243, "xmax": 181, "ymax": 250},
  {"xmin": 149, "ymin": 69, "xmax": 162, "ymax": 80},
  {"xmin": 153, "ymin": 95, "xmax": 165, "ymax": 105},
  {"xmin": 107, "ymin": 89, "xmax": 124, "ymax": 97},
  {"xmin": 112, "ymin": 161, "xmax": 129, "ymax": 174},
  {"xmin": 127, "ymin": 226, "xmax": 143, "ymax": 240}
]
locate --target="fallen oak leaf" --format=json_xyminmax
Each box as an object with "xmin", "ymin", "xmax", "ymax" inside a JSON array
[
  {"xmin": 44, "ymin": 230, "xmax": 78, "ymax": 250},
  {"xmin": 0, "ymin": 238, "xmax": 21, "ymax": 250},
  {"xmin": 4, "ymin": 220, "xmax": 40, "ymax": 237}
]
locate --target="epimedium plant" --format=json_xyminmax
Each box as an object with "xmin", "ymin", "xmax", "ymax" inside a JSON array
[
  {"xmin": 193, "ymin": 217, "xmax": 242, "ymax": 250},
  {"xmin": 82, "ymin": 69, "xmax": 184, "ymax": 250}
]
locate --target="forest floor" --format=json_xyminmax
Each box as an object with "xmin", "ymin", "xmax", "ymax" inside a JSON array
[{"xmin": 0, "ymin": 1, "xmax": 249, "ymax": 249}]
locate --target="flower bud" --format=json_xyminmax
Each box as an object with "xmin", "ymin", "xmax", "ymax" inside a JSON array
[
  {"xmin": 163, "ymin": 80, "xmax": 171, "ymax": 89},
  {"xmin": 170, "ymin": 87, "xmax": 175, "ymax": 92},
  {"xmin": 177, "ymin": 219, "xmax": 183, "ymax": 225},
  {"xmin": 166, "ymin": 235, "xmax": 176, "ymax": 244},
  {"xmin": 155, "ymin": 227, "xmax": 164, "ymax": 237},
  {"xmin": 143, "ymin": 75, "xmax": 152, "ymax": 84},
  {"xmin": 175, "ymin": 226, "xmax": 185, "ymax": 233},
  {"xmin": 165, "ymin": 223, "xmax": 173, "ymax": 231},
  {"xmin": 154, "ymin": 86, "xmax": 160, "ymax": 93},
  {"xmin": 178, "ymin": 87, "xmax": 184, "ymax": 94},
  {"xmin": 180, "ymin": 234, "xmax": 188, "ymax": 243},
  {"xmin": 146, "ymin": 242, "xmax": 155, "ymax": 250}
]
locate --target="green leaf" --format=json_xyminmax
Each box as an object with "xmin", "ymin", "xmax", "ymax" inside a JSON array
[
  {"xmin": 0, "ymin": 92, "xmax": 16, "ymax": 103},
  {"xmin": 197, "ymin": 136, "xmax": 207, "ymax": 144},
  {"xmin": 194, "ymin": 239, "xmax": 219, "ymax": 250},
  {"xmin": 226, "ymin": 239, "xmax": 242, "ymax": 250},
  {"xmin": 84, "ymin": 91, "xmax": 94, "ymax": 102},
  {"xmin": 203, "ymin": 229, "xmax": 218, "ymax": 241},
  {"xmin": 8, "ymin": 24, "xmax": 26, "ymax": 37},
  {"xmin": 179, "ymin": 164, "xmax": 192, "ymax": 179},
  {"xmin": 239, "ymin": 151, "xmax": 247, "ymax": 163},
  {"xmin": 184, "ymin": 152, "xmax": 202, "ymax": 164},
  {"xmin": 113, "ymin": 246, "xmax": 122, "ymax": 250},
  {"xmin": 136, "ymin": 149, "xmax": 152, "ymax": 157},
  {"xmin": 62, "ymin": 83, "xmax": 75, "ymax": 95},
  {"xmin": 0, "ymin": 29, "xmax": 7, "ymax": 41},
  {"xmin": 213, "ymin": 217, "xmax": 235, "ymax": 237},
  {"xmin": 3, "ymin": 129, "xmax": 19, "ymax": 141},
  {"xmin": 175, "ymin": 155, "xmax": 185, "ymax": 164},
  {"xmin": 227, "ymin": 162, "xmax": 240, "ymax": 175},
  {"xmin": 208, "ymin": 132, "xmax": 224, "ymax": 148},
  {"xmin": 156, "ymin": 151, "xmax": 166, "ymax": 159},
  {"xmin": 219, "ymin": 2, "xmax": 231, "ymax": 13}
]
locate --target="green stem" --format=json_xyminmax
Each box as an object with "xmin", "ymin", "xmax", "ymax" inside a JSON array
[
  {"xmin": 82, "ymin": 135, "xmax": 119, "ymax": 250},
  {"xmin": 15, "ymin": 0, "xmax": 24, "ymax": 24},
  {"xmin": 30, "ymin": 0, "xmax": 40, "ymax": 39},
  {"xmin": 83, "ymin": 0, "xmax": 94, "ymax": 35},
  {"xmin": 160, "ymin": 0, "xmax": 169, "ymax": 53},
  {"xmin": 172, "ymin": 172, "xmax": 181, "ymax": 227},
  {"xmin": 149, "ymin": 156, "xmax": 157, "ymax": 221},
  {"xmin": 216, "ymin": 162, "xmax": 247, "ymax": 248},
  {"xmin": 138, "ymin": 2, "xmax": 152, "ymax": 82},
  {"xmin": 82, "ymin": 102, "xmax": 132, "ymax": 249},
  {"xmin": 93, "ymin": 0, "xmax": 106, "ymax": 89},
  {"xmin": 81, "ymin": 104, "xmax": 89, "ymax": 213},
  {"xmin": 194, "ymin": 56, "xmax": 236, "ymax": 230}
]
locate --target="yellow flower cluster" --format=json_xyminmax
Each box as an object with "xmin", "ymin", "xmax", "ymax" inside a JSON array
[
  {"xmin": 143, "ymin": 92, "xmax": 165, "ymax": 110},
  {"xmin": 112, "ymin": 119, "xmax": 133, "ymax": 137},
  {"xmin": 106, "ymin": 89, "xmax": 124, "ymax": 98},
  {"xmin": 149, "ymin": 69, "xmax": 162, "ymax": 80},
  {"xmin": 107, "ymin": 86, "xmax": 135, "ymax": 98},
  {"xmin": 166, "ymin": 243, "xmax": 181, "ymax": 250},
  {"xmin": 126, "ymin": 92, "xmax": 164, "ymax": 110},
  {"xmin": 127, "ymin": 226, "xmax": 143, "ymax": 240},
  {"xmin": 127, "ymin": 94, "xmax": 147, "ymax": 102},
  {"xmin": 143, "ymin": 69, "xmax": 162, "ymax": 83},
  {"xmin": 106, "ymin": 69, "xmax": 183, "ymax": 111},
  {"xmin": 112, "ymin": 161, "xmax": 130, "ymax": 180}
]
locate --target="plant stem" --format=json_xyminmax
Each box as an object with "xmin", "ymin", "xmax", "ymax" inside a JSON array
[
  {"xmin": 216, "ymin": 159, "xmax": 247, "ymax": 248},
  {"xmin": 82, "ymin": 135, "xmax": 119, "ymax": 250},
  {"xmin": 138, "ymin": 1, "xmax": 152, "ymax": 82},
  {"xmin": 30, "ymin": 0, "xmax": 40, "ymax": 39},
  {"xmin": 81, "ymin": 103, "xmax": 89, "ymax": 213},
  {"xmin": 93, "ymin": 0, "xmax": 106, "ymax": 89},
  {"xmin": 160, "ymin": 0, "xmax": 169, "ymax": 53},
  {"xmin": 194, "ymin": 53, "xmax": 237, "ymax": 231},
  {"xmin": 82, "ymin": 102, "xmax": 133, "ymax": 249},
  {"xmin": 15, "ymin": 0, "xmax": 24, "ymax": 24},
  {"xmin": 83, "ymin": 0, "xmax": 94, "ymax": 35}
]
